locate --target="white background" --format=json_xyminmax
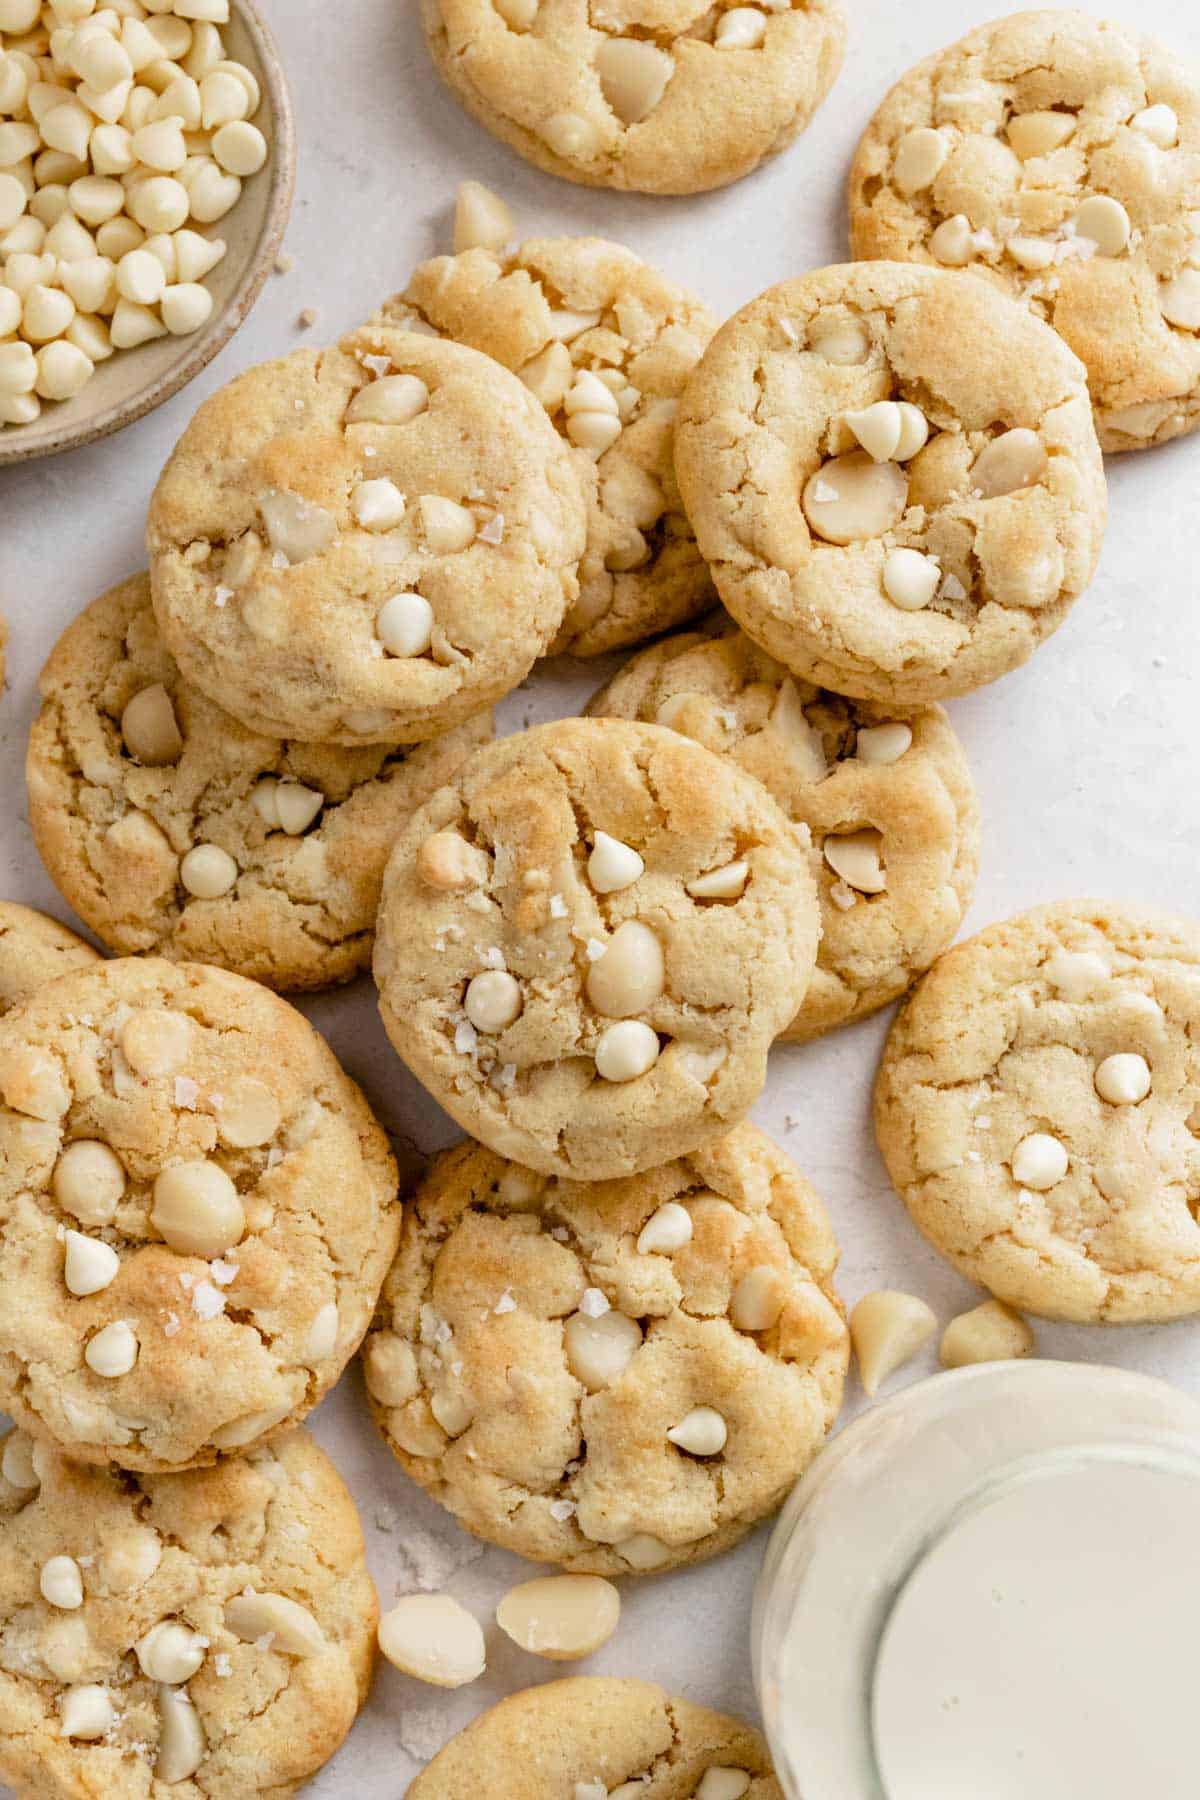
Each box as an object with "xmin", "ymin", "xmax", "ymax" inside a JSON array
[{"xmin": 3, "ymin": 0, "xmax": 1200, "ymax": 1791}]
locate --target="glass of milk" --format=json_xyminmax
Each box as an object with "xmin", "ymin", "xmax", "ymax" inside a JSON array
[{"xmin": 752, "ymin": 1361, "xmax": 1200, "ymax": 1800}]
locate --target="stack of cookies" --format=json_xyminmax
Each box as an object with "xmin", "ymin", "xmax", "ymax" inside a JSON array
[{"xmin": 3, "ymin": 2, "xmax": 1200, "ymax": 1795}]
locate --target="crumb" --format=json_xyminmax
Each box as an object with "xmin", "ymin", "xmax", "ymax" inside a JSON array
[
  {"xmin": 298, "ymin": 307, "xmax": 318, "ymax": 330},
  {"xmin": 274, "ymin": 251, "xmax": 295, "ymax": 274}
]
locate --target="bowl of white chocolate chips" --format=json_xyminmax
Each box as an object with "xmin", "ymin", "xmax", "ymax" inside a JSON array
[{"xmin": 0, "ymin": 0, "xmax": 294, "ymax": 462}]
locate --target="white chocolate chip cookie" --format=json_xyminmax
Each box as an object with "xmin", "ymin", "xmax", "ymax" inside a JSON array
[
  {"xmin": 27, "ymin": 575, "xmax": 490, "ymax": 992},
  {"xmin": 0, "ymin": 905, "xmax": 99, "ymax": 1018},
  {"xmin": 381, "ymin": 235, "xmax": 718, "ymax": 656},
  {"xmin": 373, "ymin": 718, "xmax": 820, "ymax": 1180},
  {"xmin": 849, "ymin": 10, "xmax": 1200, "ymax": 451},
  {"xmin": 0, "ymin": 957, "xmax": 399, "ymax": 1470},
  {"xmin": 420, "ymin": 0, "xmax": 845, "ymax": 196},
  {"xmin": 588, "ymin": 625, "xmax": 980, "ymax": 1040},
  {"xmin": 409, "ymin": 1677, "xmax": 780, "ymax": 1798},
  {"xmin": 363, "ymin": 1124, "xmax": 846, "ymax": 1574},
  {"xmin": 675, "ymin": 262, "xmax": 1106, "ymax": 704},
  {"xmin": 148, "ymin": 323, "xmax": 587, "ymax": 746},
  {"xmin": 875, "ymin": 901, "xmax": 1200, "ymax": 1323},
  {"xmin": 0, "ymin": 1428, "xmax": 376, "ymax": 1799}
]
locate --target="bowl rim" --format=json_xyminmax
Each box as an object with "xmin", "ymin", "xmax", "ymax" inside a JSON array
[{"xmin": 0, "ymin": 0, "xmax": 297, "ymax": 469}]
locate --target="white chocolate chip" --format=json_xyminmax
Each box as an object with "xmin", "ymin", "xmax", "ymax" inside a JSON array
[
  {"xmin": 667, "ymin": 1405, "xmax": 727, "ymax": 1456},
  {"xmin": 59, "ymin": 1684, "xmax": 114, "ymax": 1740},
  {"xmin": 352, "ymin": 477, "xmax": 406, "ymax": 532},
  {"xmin": 260, "ymin": 491, "xmax": 335, "ymax": 564},
  {"xmin": 1130, "ymin": 102, "xmax": 1178, "ymax": 148},
  {"xmin": 53, "ymin": 1140, "xmax": 125, "ymax": 1226},
  {"xmin": 121, "ymin": 1009, "xmax": 191, "ymax": 1078},
  {"xmin": 180, "ymin": 843, "xmax": 238, "ymax": 899},
  {"xmin": 151, "ymin": 1160, "xmax": 245, "ymax": 1257},
  {"xmin": 940, "ymin": 1299, "xmax": 1035, "ymax": 1369},
  {"xmin": 377, "ymin": 590, "xmax": 434, "ymax": 658},
  {"xmin": 496, "ymin": 1575, "xmax": 620, "ymax": 1660},
  {"xmin": 1044, "ymin": 948, "xmax": 1108, "ymax": 1000},
  {"xmin": 84, "ymin": 1319, "xmax": 138, "ymax": 1377},
  {"xmin": 618, "ymin": 1533, "xmax": 672, "ymax": 1570},
  {"xmin": 273, "ymin": 782, "xmax": 322, "ymax": 836},
  {"xmin": 1160, "ymin": 268, "xmax": 1200, "ymax": 330},
  {"xmin": 586, "ymin": 921, "xmax": 664, "ymax": 1019},
  {"xmin": 378, "ymin": 1594, "xmax": 485, "ymax": 1688},
  {"xmin": 882, "ymin": 546, "xmax": 940, "ymax": 611},
  {"xmin": 686, "ymin": 860, "xmax": 749, "ymax": 901},
  {"xmin": 157, "ymin": 1686, "xmax": 206, "ymax": 1783},
  {"xmin": 856, "ymin": 722, "xmax": 912, "ymax": 764},
  {"xmin": 1, "ymin": 1431, "xmax": 38, "ymax": 1490},
  {"xmin": 636, "ymin": 1201, "xmax": 693, "ymax": 1255},
  {"xmin": 893, "ymin": 402, "xmax": 929, "ymax": 461},
  {"xmin": 416, "ymin": 831, "xmax": 487, "ymax": 892},
  {"xmin": 697, "ymin": 1774, "xmax": 752, "ymax": 1800},
  {"xmin": 1071, "ymin": 195, "xmax": 1130, "ymax": 256},
  {"xmin": 1094, "ymin": 1052, "xmax": 1151, "ymax": 1106},
  {"xmin": 348, "ymin": 372, "xmax": 429, "ymax": 425},
  {"xmin": 1010, "ymin": 1132, "xmax": 1068, "ymax": 1190},
  {"xmin": 850, "ymin": 1290, "xmax": 936, "ymax": 1397},
  {"xmin": 970, "ymin": 428, "xmax": 1046, "ymax": 499},
  {"xmin": 1, "ymin": 1044, "xmax": 71, "ymax": 1119},
  {"xmin": 98, "ymin": 1525, "xmax": 161, "ymax": 1593},
  {"xmin": 730, "ymin": 1266, "xmax": 786, "ymax": 1332},
  {"xmin": 1008, "ymin": 233, "xmax": 1056, "ymax": 271},
  {"xmin": 594, "ymin": 1019, "xmax": 660, "ymax": 1082},
  {"xmin": 809, "ymin": 313, "xmax": 871, "ymax": 364},
  {"xmin": 521, "ymin": 339, "xmax": 573, "ymax": 409},
  {"xmin": 823, "ymin": 828, "xmax": 885, "ymax": 894},
  {"xmin": 587, "ymin": 830, "xmax": 644, "ymax": 894},
  {"xmin": 64, "ymin": 1229, "xmax": 119, "ymax": 1297},
  {"xmin": 464, "ymin": 969, "xmax": 523, "ymax": 1034},
  {"xmin": 930, "ymin": 213, "xmax": 973, "ymax": 265},
  {"xmin": 215, "ymin": 1077, "xmax": 280, "ymax": 1148},
  {"xmin": 802, "ymin": 452, "xmax": 907, "ymax": 544},
  {"xmin": 715, "ymin": 6, "xmax": 766, "ymax": 49},
  {"xmin": 430, "ymin": 1387, "xmax": 473, "ymax": 1437},
  {"xmin": 843, "ymin": 400, "xmax": 902, "ymax": 463},
  {"xmin": 209, "ymin": 1403, "xmax": 291, "ymax": 1449},
  {"xmin": 41, "ymin": 1555, "xmax": 84, "ymax": 1610},
  {"xmin": 1004, "ymin": 109, "xmax": 1076, "ymax": 159},
  {"xmin": 225, "ymin": 1590, "xmax": 326, "ymax": 1656},
  {"xmin": 564, "ymin": 1307, "xmax": 642, "ymax": 1391},
  {"xmin": 566, "ymin": 407, "xmax": 622, "ymax": 457},
  {"xmin": 541, "ymin": 112, "xmax": 602, "ymax": 163},
  {"xmin": 893, "ymin": 125, "xmax": 948, "ymax": 194},
  {"xmin": 565, "ymin": 370, "xmax": 619, "ymax": 417},
  {"xmin": 595, "ymin": 36, "xmax": 673, "ymax": 125},
  {"xmin": 136, "ymin": 1620, "xmax": 207, "ymax": 1684},
  {"xmin": 419, "ymin": 493, "xmax": 476, "ymax": 553},
  {"xmin": 121, "ymin": 683, "xmax": 183, "ymax": 766},
  {"xmin": 453, "ymin": 178, "xmax": 512, "ymax": 253},
  {"xmin": 496, "ymin": 0, "xmax": 538, "ymax": 23}
]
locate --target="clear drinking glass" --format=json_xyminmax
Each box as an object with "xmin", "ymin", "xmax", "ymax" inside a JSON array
[{"xmin": 752, "ymin": 1360, "xmax": 1200, "ymax": 1800}]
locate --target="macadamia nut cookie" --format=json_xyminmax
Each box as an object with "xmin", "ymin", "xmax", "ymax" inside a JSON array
[
  {"xmin": 588, "ymin": 625, "xmax": 980, "ymax": 1039},
  {"xmin": 849, "ymin": 11, "xmax": 1200, "ymax": 451},
  {"xmin": 875, "ymin": 901, "xmax": 1200, "ymax": 1323},
  {"xmin": 675, "ymin": 262, "xmax": 1106, "ymax": 705},
  {"xmin": 0, "ymin": 1427, "xmax": 376, "ymax": 1799},
  {"xmin": 148, "ymin": 323, "xmax": 587, "ymax": 746},
  {"xmin": 364, "ymin": 1125, "xmax": 846, "ymax": 1573},
  {"xmin": 27, "ymin": 575, "xmax": 490, "ymax": 992},
  {"xmin": 420, "ymin": 0, "xmax": 845, "ymax": 196},
  {"xmin": 373, "ymin": 718, "xmax": 820, "ymax": 1179},
  {"xmin": 410, "ymin": 1677, "xmax": 782, "ymax": 1798},
  {"xmin": 0, "ymin": 957, "xmax": 399, "ymax": 1470},
  {"xmin": 0, "ymin": 905, "xmax": 99, "ymax": 1017},
  {"xmin": 382, "ymin": 235, "xmax": 718, "ymax": 656}
]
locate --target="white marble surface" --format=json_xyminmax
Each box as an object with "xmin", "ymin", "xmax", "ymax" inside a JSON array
[{"xmin": 2, "ymin": 0, "xmax": 1200, "ymax": 1792}]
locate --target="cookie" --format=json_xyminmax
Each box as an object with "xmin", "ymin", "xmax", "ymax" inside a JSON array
[
  {"xmin": 420, "ymin": 0, "xmax": 845, "ymax": 197},
  {"xmin": 147, "ymin": 322, "xmax": 587, "ymax": 746},
  {"xmin": 874, "ymin": 900, "xmax": 1200, "ymax": 1324},
  {"xmin": 588, "ymin": 625, "xmax": 980, "ymax": 1040},
  {"xmin": 382, "ymin": 235, "xmax": 718, "ymax": 656},
  {"xmin": 0, "ymin": 905, "xmax": 99, "ymax": 1018},
  {"xmin": 675, "ymin": 261, "xmax": 1107, "ymax": 705},
  {"xmin": 364, "ymin": 1124, "xmax": 846, "ymax": 1573},
  {"xmin": 410, "ymin": 1676, "xmax": 782, "ymax": 1798},
  {"xmin": 28, "ymin": 575, "xmax": 490, "ymax": 992},
  {"xmin": 848, "ymin": 10, "xmax": 1200, "ymax": 452},
  {"xmin": 373, "ymin": 717, "xmax": 820, "ymax": 1180},
  {"xmin": 0, "ymin": 956, "xmax": 399, "ymax": 1471},
  {"xmin": 0, "ymin": 1426, "xmax": 376, "ymax": 1799}
]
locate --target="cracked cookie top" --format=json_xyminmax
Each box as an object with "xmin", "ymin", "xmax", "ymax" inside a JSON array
[
  {"xmin": 0, "ymin": 907, "xmax": 100, "ymax": 1019},
  {"xmin": 588, "ymin": 625, "xmax": 980, "ymax": 1041},
  {"xmin": 383, "ymin": 234, "xmax": 718, "ymax": 657},
  {"xmin": 420, "ymin": 0, "xmax": 845, "ymax": 196},
  {"xmin": 147, "ymin": 323, "xmax": 587, "ymax": 747},
  {"xmin": 0, "ymin": 957, "xmax": 399, "ymax": 1471},
  {"xmin": 675, "ymin": 261, "xmax": 1107, "ymax": 705},
  {"xmin": 0, "ymin": 1428, "xmax": 375, "ymax": 1800},
  {"xmin": 849, "ymin": 10, "xmax": 1200, "ymax": 452},
  {"xmin": 363, "ymin": 1124, "xmax": 846, "ymax": 1575},
  {"xmin": 875, "ymin": 900, "xmax": 1200, "ymax": 1324},
  {"xmin": 410, "ymin": 1677, "xmax": 782, "ymax": 1797},
  {"xmin": 373, "ymin": 717, "xmax": 820, "ymax": 1180},
  {"xmin": 27, "ymin": 576, "xmax": 491, "ymax": 993}
]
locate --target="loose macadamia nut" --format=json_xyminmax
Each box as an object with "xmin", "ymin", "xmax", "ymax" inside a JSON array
[
  {"xmin": 377, "ymin": 1593, "xmax": 486, "ymax": 1688},
  {"xmin": 496, "ymin": 1575, "xmax": 620, "ymax": 1660},
  {"xmin": 849, "ymin": 1289, "xmax": 936, "ymax": 1397},
  {"xmin": 0, "ymin": 0, "xmax": 270, "ymax": 431},
  {"xmin": 940, "ymin": 1298, "xmax": 1036, "ymax": 1368}
]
